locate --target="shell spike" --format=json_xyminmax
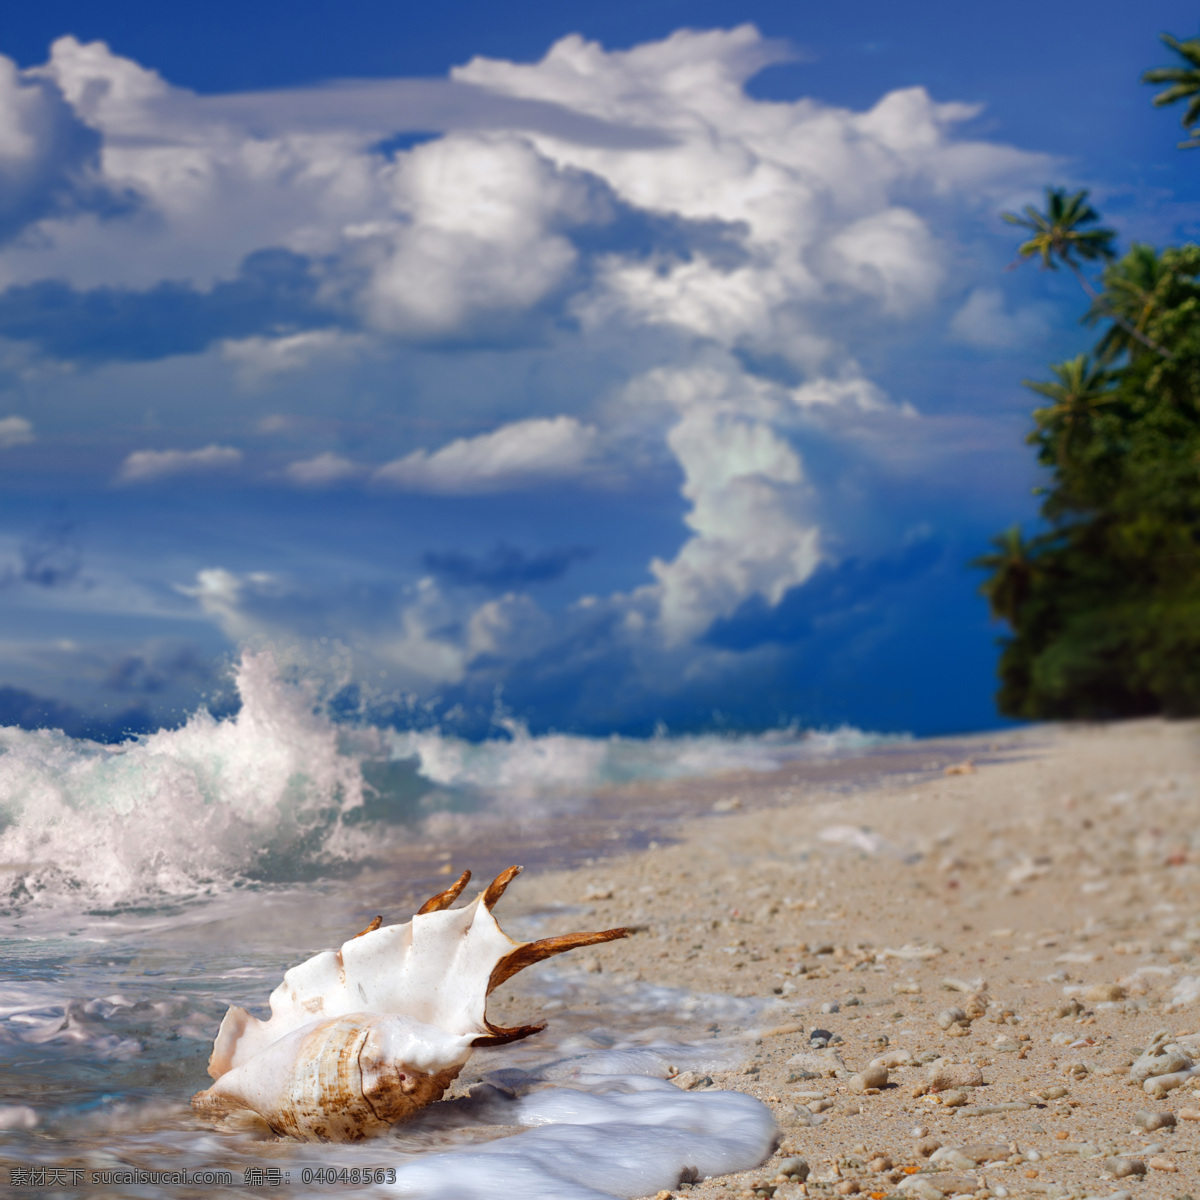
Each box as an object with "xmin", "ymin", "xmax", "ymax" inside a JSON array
[
  {"xmin": 416, "ymin": 869, "xmax": 472, "ymax": 915},
  {"xmin": 480, "ymin": 865, "xmax": 522, "ymax": 910},
  {"xmin": 352, "ymin": 916, "xmax": 382, "ymax": 939},
  {"xmin": 488, "ymin": 927, "xmax": 629, "ymax": 992}
]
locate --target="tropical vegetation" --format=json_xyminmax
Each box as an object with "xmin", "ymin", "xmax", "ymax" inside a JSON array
[{"xmin": 976, "ymin": 39, "xmax": 1200, "ymax": 717}]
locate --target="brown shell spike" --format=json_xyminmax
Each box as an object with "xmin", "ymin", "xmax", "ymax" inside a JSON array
[
  {"xmin": 480, "ymin": 865, "xmax": 522, "ymax": 910},
  {"xmin": 488, "ymin": 927, "xmax": 629, "ymax": 993},
  {"xmin": 417, "ymin": 869, "xmax": 472, "ymax": 915},
  {"xmin": 352, "ymin": 916, "xmax": 383, "ymax": 939},
  {"xmin": 470, "ymin": 1020, "xmax": 547, "ymax": 1049}
]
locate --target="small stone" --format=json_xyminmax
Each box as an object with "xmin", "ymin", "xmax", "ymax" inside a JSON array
[
  {"xmin": 834, "ymin": 1181, "xmax": 859, "ymax": 1196},
  {"xmin": 937, "ymin": 1007, "xmax": 968, "ymax": 1030},
  {"xmin": 1083, "ymin": 982, "xmax": 1125, "ymax": 1003},
  {"xmin": 1178, "ymin": 1107, "xmax": 1200, "ymax": 1120},
  {"xmin": 777, "ymin": 1158, "xmax": 809, "ymax": 1180},
  {"xmin": 849, "ymin": 1065, "xmax": 889, "ymax": 1093},
  {"xmin": 916, "ymin": 1136, "xmax": 943, "ymax": 1157},
  {"xmin": 1105, "ymin": 1157, "xmax": 1146, "ymax": 1178},
  {"xmin": 1056, "ymin": 999, "xmax": 1083, "ymax": 1019},
  {"xmin": 993, "ymin": 1036, "xmax": 1022, "ymax": 1052},
  {"xmin": 841, "ymin": 1100, "xmax": 862, "ymax": 1115},
  {"xmin": 963, "ymin": 992, "xmax": 989, "ymax": 1020},
  {"xmin": 911, "ymin": 1125, "xmax": 930, "ymax": 1138},
  {"xmin": 867, "ymin": 1156, "xmax": 892, "ymax": 1172},
  {"xmin": 1130, "ymin": 1031, "xmax": 1194, "ymax": 1083},
  {"xmin": 1035, "ymin": 1085, "xmax": 1069, "ymax": 1101},
  {"xmin": 939, "ymin": 1089, "xmax": 969, "ymax": 1107},
  {"xmin": 582, "ymin": 884, "xmax": 614, "ymax": 901},
  {"xmin": 1134, "ymin": 1110, "xmax": 1176, "ymax": 1131},
  {"xmin": 821, "ymin": 1002, "xmax": 841, "ymax": 1014},
  {"xmin": 1147, "ymin": 1156, "xmax": 1178, "ymax": 1172},
  {"xmin": 926, "ymin": 1061, "xmax": 984, "ymax": 1090},
  {"xmin": 871, "ymin": 1048, "xmax": 915, "ymax": 1069},
  {"xmin": 673, "ymin": 1072, "xmax": 714, "ymax": 1090}
]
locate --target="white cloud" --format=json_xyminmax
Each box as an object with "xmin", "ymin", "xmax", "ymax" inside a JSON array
[
  {"xmin": 950, "ymin": 286, "xmax": 1053, "ymax": 349},
  {"xmin": 117, "ymin": 444, "xmax": 243, "ymax": 484},
  {"xmin": 285, "ymin": 452, "xmax": 364, "ymax": 487},
  {"xmin": 0, "ymin": 26, "xmax": 1061, "ymax": 694},
  {"xmin": 0, "ymin": 415, "xmax": 33, "ymax": 447},
  {"xmin": 372, "ymin": 416, "xmax": 598, "ymax": 493},
  {"xmin": 622, "ymin": 362, "xmax": 820, "ymax": 642},
  {"xmin": 221, "ymin": 330, "xmax": 370, "ymax": 385}
]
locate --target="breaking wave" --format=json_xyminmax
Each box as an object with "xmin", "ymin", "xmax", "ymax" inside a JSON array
[{"xmin": 0, "ymin": 651, "xmax": 886, "ymax": 907}]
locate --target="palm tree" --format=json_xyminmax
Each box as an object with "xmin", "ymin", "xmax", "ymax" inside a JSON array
[
  {"xmin": 1083, "ymin": 243, "xmax": 1171, "ymax": 361},
  {"xmin": 973, "ymin": 526, "xmax": 1037, "ymax": 627},
  {"xmin": 1143, "ymin": 33, "xmax": 1200, "ymax": 148},
  {"xmin": 1004, "ymin": 188, "xmax": 1170, "ymax": 359},
  {"xmin": 1023, "ymin": 354, "xmax": 1116, "ymax": 453}
]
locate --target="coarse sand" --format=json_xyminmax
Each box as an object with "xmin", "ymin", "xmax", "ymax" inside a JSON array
[{"xmin": 481, "ymin": 718, "xmax": 1200, "ymax": 1200}]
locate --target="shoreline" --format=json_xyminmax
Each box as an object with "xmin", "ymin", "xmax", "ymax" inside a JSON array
[{"xmin": 490, "ymin": 717, "xmax": 1200, "ymax": 1199}]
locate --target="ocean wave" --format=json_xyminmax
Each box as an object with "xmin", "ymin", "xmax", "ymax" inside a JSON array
[{"xmin": 0, "ymin": 651, "xmax": 886, "ymax": 907}]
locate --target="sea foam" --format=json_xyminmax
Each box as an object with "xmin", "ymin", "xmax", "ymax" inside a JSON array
[{"xmin": 0, "ymin": 650, "xmax": 880, "ymax": 907}]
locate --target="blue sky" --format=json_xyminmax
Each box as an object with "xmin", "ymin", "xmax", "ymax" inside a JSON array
[{"xmin": 0, "ymin": 1, "xmax": 1197, "ymax": 739}]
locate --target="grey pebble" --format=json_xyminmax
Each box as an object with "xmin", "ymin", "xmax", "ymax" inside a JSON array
[
  {"xmin": 1134, "ymin": 1109, "xmax": 1176, "ymax": 1131},
  {"xmin": 1105, "ymin": 1157, "xmax": 1146, "ymax": 1178}
]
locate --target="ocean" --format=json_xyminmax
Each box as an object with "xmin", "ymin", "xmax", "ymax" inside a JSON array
[{"xmin": 0, "ymin": 652, "xmax": 906, "ymax": 1198}]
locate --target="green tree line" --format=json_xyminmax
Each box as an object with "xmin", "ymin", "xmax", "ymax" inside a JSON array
[{"xmin": 976, "ymin": 32, "xmax": 1200, "ymax": 718}]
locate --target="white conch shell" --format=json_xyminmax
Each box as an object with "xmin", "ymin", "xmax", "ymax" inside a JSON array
[{"xmin": 192, "ymin": 866, "xmax": 626, "ymax": 1140}]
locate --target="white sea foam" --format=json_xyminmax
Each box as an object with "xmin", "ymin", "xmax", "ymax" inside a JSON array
[
  {"xmin": 385, "ymin": 1075, "xmax": 776, "ymax": 1199},
  {"xmin": 0, "ymin": 651, "xmax": 365, "ymax": 905},
  {"xmin": 389, "ymin": 718, "xmax": 881, "ymax": 800},
  {"xmin": 0, "ymin": 650, "xmax": 885, "ymax": 906}
]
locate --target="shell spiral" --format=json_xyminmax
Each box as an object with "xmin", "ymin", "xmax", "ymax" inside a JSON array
[{"xmin": 191, "ymin": 866, "xmax": 626, "ymax": 1141}]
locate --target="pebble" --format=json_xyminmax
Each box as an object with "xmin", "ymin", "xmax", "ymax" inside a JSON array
[
  {"xmin": 899, "ymin": 1172, "xmax": 979, "ymax": 1196},
  {"xmin": 776, "ymin": 1157, "xmax": 809, "ymax": 1180},
  {"xmin": 955, "ymin": 1101, "xmax": 1031, "ymax": 1117},
  {"xmin": 1083, "ymin": 982, "xmax": 1125, "ymax": 1003},
  {"xmin": 1133, "ymin": 1109, "xmax": 1175, "ymax": 1131},
  {"xmin": 1179, "ymin": 1107, "xmax": 1200, "ymax": 1120},
  {"xmin": 1104, "ymin": 1157, "xmax": 1146, "ymax": 1178},
  {"xmin": 925, "ymin": 1061, "xmax": 984, "ymax": 1090},
  {"xmin": 938, "ymin": 1089, "xmax": 969, "ymax": 1107},
  {"xmin": 1130, "ymin": 1031, "xmax": 1193, "ymax": 1083},
  {"xmin": 937, "ymin": 1007, "xmax": 968, "ymax": 1030},
  {"xmin": 1147, "ymin": 1156, "xmax": 1178, "ymax": 1172},
  {"xmin": 962, "ymin": 992, "xmax": 989, "ymax": 1019},
  {"xmin": 916, "ymin": 1136, "xmax": 943, "ymax": 1157},
  {"xmin": 848, "ymin": 1065, "xmax": 888, "ymax": 1093},
  {"xmin": 820, "ymin": 1002, "xmax": 840, "ymax": 1014},
  {"xmin": 871, "ymin": 1048, "xmax": 914, "ymax": 1069}
]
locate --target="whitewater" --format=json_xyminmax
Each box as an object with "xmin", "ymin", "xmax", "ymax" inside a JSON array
[{"xmin": 0, "ymin": 652, "xmax": 893, "ymax": 1197}]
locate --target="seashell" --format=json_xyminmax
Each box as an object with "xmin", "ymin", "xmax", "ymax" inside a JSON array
[{"xmin": 192, "ymin": 865, "xmax": 626, "ymax": 1140}]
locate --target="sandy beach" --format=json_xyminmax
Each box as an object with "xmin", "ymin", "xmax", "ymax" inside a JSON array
[{"xmin": 476, "ymin": 718, "xmax": 1200, "ymax": 1200}]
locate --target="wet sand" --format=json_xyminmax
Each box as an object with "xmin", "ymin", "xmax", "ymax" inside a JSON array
[{"xmin": 486, "ymin": 718, "xmax": 1200, "ymax": 1200}]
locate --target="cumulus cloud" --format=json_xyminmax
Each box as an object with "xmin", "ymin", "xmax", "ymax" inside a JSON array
[
  {"xmin": 284, "ymin": 452, "xmax": 365, "ymax": 487},
  {"xmin": 117, "ymin": 444, "xmax": 243, "ymax": 484},
  {"xmin": 0, "ymin": 27, "xmax": 1060, "ymax": 721},
  {"xmin": 0, "ymin": 416, "xmax": 33, "ymax": 447},
  {"xmin": 372, "ymin": 416, "xmax": 599, "ymax": 493},
  {"xmin": 622, "ymin": 362, "xmax": 820, "ymax": 642}
]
